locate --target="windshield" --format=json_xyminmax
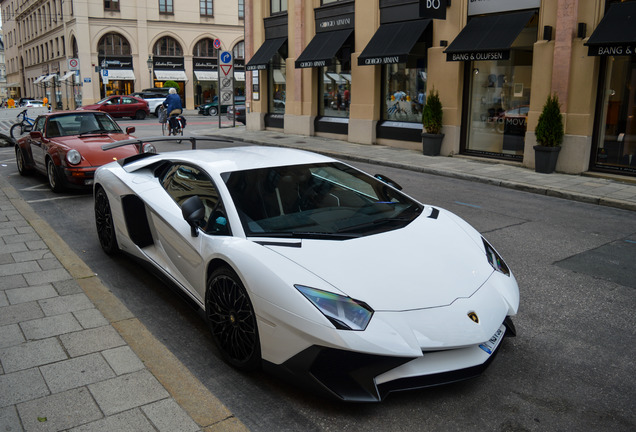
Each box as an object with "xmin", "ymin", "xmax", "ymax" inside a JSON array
[
  {"xmin": 47, "ymin": 113, "xmax": 123, "ymax": 137},
  {"xmin": 223, "ymin": 162, "xmax": 421, "ymax": 239}
]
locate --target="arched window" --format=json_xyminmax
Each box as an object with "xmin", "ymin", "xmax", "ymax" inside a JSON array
[
  {"xmin": 193, "ymin": 38, "xmax": 217, "ymax": 58},
  {"xmin": 154, "ymin": 36, "xmax": 183, "ymax": 56},
  {"xmin": 233, "ymin": 41, "xmax": 244, "ymax": 59},
  {"xmin": 98, "ymin": 32, "xmax": 131, "ymax": 56},
  {"xmin": 71, "ymin": 36, "xmax": 78, "ymax": 58}
]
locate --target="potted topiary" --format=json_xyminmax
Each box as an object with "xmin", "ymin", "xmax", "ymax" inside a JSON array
[
  {"xmin": 163, "ymin": 80, "xmax": 180, "ymax": 91},
  {"xmin": 421, "ymin": 88, "xmax": 444, "ymax": 156},
  {"xmin": 534, "ymin": 93, "xmax": 564, "ymax": 173}
]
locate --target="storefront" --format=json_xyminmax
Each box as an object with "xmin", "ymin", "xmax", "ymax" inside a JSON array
[
  {"xmin": 445, "ymin": 4, "xmax": 539, "ymax": 160},
  {"xmin": 98, "ymin": 56, "xmax": 135, "ymax": 98},
  {"xmin": 295, "ymin": 1, "xmax": 354, "ymax": 136},
  {"xmin": 358, "ymin": 1, "xmax": 432, "ymax": 142},
  {"xmin": 587, "ymin": 1, "xmax": 636, "ymax": 176},
  {"xmin": 153, "ymin": 56, "xmax": 187, "ymax": 104},
  {"xmin": 193, "ymin": 57, "xmax": 218, "ymax": 107},
  {"xmin": 246, "ymin": 14, "xmax": 288, "ymax": 129}
]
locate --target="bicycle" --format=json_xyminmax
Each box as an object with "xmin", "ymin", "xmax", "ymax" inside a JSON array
[{"xmin": 10, "ymin": 109, "xmax": 36, "ymax": 140}]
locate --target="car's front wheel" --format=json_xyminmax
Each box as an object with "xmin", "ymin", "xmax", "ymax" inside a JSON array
[
  {"xmin": 46, "ymin": 158, "xmax": 64, "ymax": 192},
  {"xmin": 15, "ymin": 147, "xmax": 31, "ymax": 176},
  {"xmin": 94, "ymin": 186, "xmax": 119, "ymax": 255},
  {"xmin": 210, "ymin": 106, "xmax": 218, "ymax": 116},
  {"xmin": 206, "ymin": 267, "xmax": 261, "ymax": 371}
]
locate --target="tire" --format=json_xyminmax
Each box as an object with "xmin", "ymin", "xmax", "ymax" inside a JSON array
[
  {"xmin": 210, "ymin": 106, "xmax": 218, "ymax": 116},
  {"xmin": 162, "ymin": 122, "xmax": 168, "ymax": 136},
  {"xmin": 46, "ymin": 158, "xmax": 64, "ymax": 192},
  {"xmin": 94, "ymin": 186, "xmax": 119, "ymax": 255},
  {"xmin": 10, "ymin": 123, "xmax": 23, "ymax": 140},
  {"xmin": 204, "ymin": 108, "xmax": 211, "ymax": 116},
  {"xmin": 154, "ymin": 106, "xmax": 161, "ymax": 117},
  {"xmin": 135, "ymin": 110, "xmax": 147, "ymax": 120},
  {"xmin": 205, "ymin": 267, "xmax": 261, "ymax": 371},
  {"xmin": 15, "ymin": 147, "xmax": 30, "ymax": 176}
]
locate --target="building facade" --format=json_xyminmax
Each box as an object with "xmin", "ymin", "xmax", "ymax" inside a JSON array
[
  {"xmin": 0, "ymin": 0, "xmax": 245, "ymax": 110},
  {"xmin": 245, "ymin": 0, "xmax": 636, "ymax": 178}
]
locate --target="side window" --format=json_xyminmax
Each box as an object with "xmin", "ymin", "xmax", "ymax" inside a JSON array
[
  {"xmin": 34, "ymin": 116, "xmax": 46, "ymax": 132},
  {"xmin": 122, "ymin": 97, "xmax": 133, "ymax": 104},
  {"xmin": 161, "ymin": 164, "xmax": 230, "ymax": 235}
]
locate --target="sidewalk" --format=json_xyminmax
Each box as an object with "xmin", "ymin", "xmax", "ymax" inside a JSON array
[
  {"xmin": 202, "ymin": 126, "xmax": 636, "ymax": 213},
  {"xmin": 0, "ymin": 176, "xmax": 247, "ymax": 431}
]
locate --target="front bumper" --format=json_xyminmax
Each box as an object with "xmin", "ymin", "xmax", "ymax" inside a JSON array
[
  {"xmin": 265, "ymin": 318, "xmax": 515, "ymax": 402},
  {"xmin": 62, "ymin": 166, "xmax": 95, "ymax": 188}
]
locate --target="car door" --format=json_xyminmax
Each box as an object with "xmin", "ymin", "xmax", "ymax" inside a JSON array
[
  {"xmin": 120, "ymin": 97, "xmax": 136, "ymax": 117},
  {"xmin": 144, "ymin": 163, "xmax": 231, "ymax": 302},
  {"xmin": 102, "ymin": 96, "xmax": 120, "ymax": 116},
  {"xmin": 27, "ymin": 116, "xmax": 47, "ymax": 170}
]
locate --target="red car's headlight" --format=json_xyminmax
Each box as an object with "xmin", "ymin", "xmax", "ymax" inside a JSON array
[{"xmin": 66, "ymin": 149, "xmax": 82, "ymax": 165}]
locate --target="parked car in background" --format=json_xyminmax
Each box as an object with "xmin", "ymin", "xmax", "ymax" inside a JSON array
[
  {"xmin": 14, "ymin": 110, "xmax": 155, "ymax": 192},
  {"xmin": 130, "ymin": 91, "xmax": 167, "ymax": 117},
  {"xmin": 78, "ymin": 95, "xmax": 150, "ymax": 119},
  {"xmin": 197, "ymin": 95, "xmax": 245, "ymax": 116},
  {"xmin": 24, "ymin": 100, "xmax": 45, "ymax": 108},
  {"xmin": 18, "ymin": 98, "xmax": 37, "ymax": 107},
  {"xmin": 226, "ymin": 104, "xmax": 246, "ymax": 125}
]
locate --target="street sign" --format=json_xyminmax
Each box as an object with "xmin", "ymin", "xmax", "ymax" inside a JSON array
[
  {"xmin": 214, "ymin": 39, "xmax": 222, "ymax": 49},
  {"xmin": 68, "ymin": 58, "xmax": 80, "ymax": 70}
]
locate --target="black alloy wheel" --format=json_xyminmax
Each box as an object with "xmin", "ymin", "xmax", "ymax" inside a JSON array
[
  {"xmin": 206, "ymin": 267, "xmax": 261, "ymax": 371},
  {"xmin": 94, "ymin": 187, "xmax": 119, "ymax": 255}
]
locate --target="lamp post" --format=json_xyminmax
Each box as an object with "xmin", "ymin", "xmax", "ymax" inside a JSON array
[{"xmin": 147, "ymin": 55, "xmax": 153, "ymax": 88}]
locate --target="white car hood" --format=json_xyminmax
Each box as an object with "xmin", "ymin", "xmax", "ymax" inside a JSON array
[{"xmin": 264, "ymin": 211, "xmax": 494, "ymax": 311}]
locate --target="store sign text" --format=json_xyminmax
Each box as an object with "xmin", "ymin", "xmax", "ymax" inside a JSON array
[
  {"xmin": 297, "ymin": 60, "xmax": 327, "ymax": 68},
  {"xmin": 446, "ymin": 51, "xmax": 509, "ymax": 61},
  {"xmin": 589, "ymin": 45, "xmax": 634, "ymax": 56},
  {"xmin": 317, "ymin": 14, "xmax": 353, "ymax": 32},
  {"xmin": 362, "ymin": 56, "xmax": 401, "ymax": 65}
]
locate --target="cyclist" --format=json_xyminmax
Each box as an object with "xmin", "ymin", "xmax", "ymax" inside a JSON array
[{"xmin": 162, "ymin": 87, "xmax": 182, "ymax": 133}]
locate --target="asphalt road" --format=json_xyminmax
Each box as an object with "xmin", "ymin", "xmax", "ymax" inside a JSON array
[{"xmin": 1, "ymin": 118, "xmax": 635, "ymax": 431}]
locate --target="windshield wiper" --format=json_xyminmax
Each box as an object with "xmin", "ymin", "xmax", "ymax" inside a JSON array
[
  {"xmin": 249, "ymin": 231, "xmax": 359, "ymax": 240},
  {"xmin": 80, "ymin": 129, "xmax": 109, "ymax": 136}
]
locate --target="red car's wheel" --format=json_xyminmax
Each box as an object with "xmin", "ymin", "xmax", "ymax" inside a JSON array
[
  {"xmin": 15, "ymin": 147, "xmax": 31, "ymax": 176},
  {"xmin": 46, "ymin": 158, "xmax": 64, "ymax": 193}
]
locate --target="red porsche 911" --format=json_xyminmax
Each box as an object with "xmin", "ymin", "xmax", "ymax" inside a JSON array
[{"xmin": 15, "ymin": 110, "xmax": 156, "ymax": 192}]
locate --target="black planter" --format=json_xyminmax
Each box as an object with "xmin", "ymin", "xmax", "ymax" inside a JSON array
[
  {"xmin": 533, "ymin": 145, "xmax": 561, "ymax": 173},
  {"xmin": 422, "ymin": 133, "xmax": 444, "ymax": 156}
]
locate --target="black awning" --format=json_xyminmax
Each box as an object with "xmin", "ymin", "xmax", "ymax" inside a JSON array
[
  {"xmin": 586, "ymin": 2, "xmax": 636, "ymax": 56},
  {"xmin": 444, "ymin": 10, "xmax": 535, "ymax": 61},
  {"xmin": 358, "ymin": 19, "xmax": 432, "ymax": 66},
  {"xmin": 295, "ymin": 29, "xmax": 353, "ymax": 68},
  {"xmin": 246, "ymin": 37, "xmax": 287, "ymax": 71}
]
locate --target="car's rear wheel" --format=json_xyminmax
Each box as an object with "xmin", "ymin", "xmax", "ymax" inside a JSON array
[
  {"xmin": 15, "ymin": 147, "xmax": 31, "ymax": 176},
  {"xmin": 94, "ymin": 186, "xmax": 119, "ymax": 255},
  {"xmin": 46, "ymin": 158, "xmax": 64, "ymax": 192},
  {"xmin": 206, "ymin": 267, "xmax": 261, "ymax": 371},
  {"xmin": 135, "ymin": 110, "xmax": 147, "ymax": 120}
]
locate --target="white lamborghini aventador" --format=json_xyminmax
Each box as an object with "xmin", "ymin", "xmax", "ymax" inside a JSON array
[{"xmin": 93, "ymin": 144, "xmax": 519, "ymax": 402}]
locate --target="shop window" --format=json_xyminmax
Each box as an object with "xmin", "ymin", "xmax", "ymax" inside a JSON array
[
  {"xmin": 159, "ymin": 0, "xmax": 173, "ymax": 14},
  {"xmin": 382, "ymin": 62, "xmax": 426, "ymax": 123},
  {"xmin": 320, "ymin": 61, "xmax": 350, "ymax": 119},
  {"xmin": 594, "ymin": 56, "xmax": 636, "ymax": 174},
  {"xmin": 200, "ymin": 0, "xmax": 213, "ymax": 17},
  {"xmin": 104, "ymin": 0, "xmax": 119, "ymax": 11},
  {"xmin": 269, "ymin": 53, "xmax": 286, "ymax": 114}
]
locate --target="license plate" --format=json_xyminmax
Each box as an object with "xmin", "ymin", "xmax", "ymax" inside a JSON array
[{"xmin": 479, "ymin": 327, "xmax": 505, "ymax": 355}]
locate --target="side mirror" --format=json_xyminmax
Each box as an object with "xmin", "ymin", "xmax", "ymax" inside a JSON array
[
  {"xmin": 29, "ymin": 130, "xmax": 42, "ymax": 139},
  {"xmin": 126, "ymin": 126, "xmax": 136, "ymax": 134},
  {"xmin": 181, "ymin": 196, "xmax": 205, "ymax": 237},
  {"xmin": 374, "ymin": 174, "xmax": 403, "ymax": 191}
]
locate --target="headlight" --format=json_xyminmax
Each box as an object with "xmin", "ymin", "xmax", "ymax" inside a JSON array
[
  {"xmin": 296, "ymin": 285, "xmax": 373, "ymax": 331},
  {"xmin": 142, "ymin": 143, "xmax": 156, "ymax": 153},
  {"xmin": 483, "ymin": 238, "xmax": 510, "ymax": 276},
  {"xmin": 66, "ymin": 149, "xmax": 81, "ymax": 165}
]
